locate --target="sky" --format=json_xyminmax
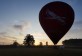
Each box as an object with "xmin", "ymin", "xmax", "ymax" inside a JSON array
[{"xmin": 0, "ymin": 0, "xmax": 82, "ymax": 45}]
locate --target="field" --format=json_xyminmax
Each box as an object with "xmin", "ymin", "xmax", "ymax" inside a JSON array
[{"xmin": 0, "ymin": 46, "xmax": 82, "ymax": 56}]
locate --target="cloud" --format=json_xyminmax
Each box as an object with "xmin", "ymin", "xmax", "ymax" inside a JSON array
[
  {"xmin": 13, "ymin": 24, "xmax": 23, "ymax": 30},
  {"xmin": 71, "ymin": 20, "xmax": 82, "ymax": 30},
  {"xmin": 12, "ymin": 20, "xmax": 31, "ymax": 32},
  {"xmin": 0, "ymin": 32, "xmax": 17, "ymax": 45},
  {"xmin": 0, "ymin": 32, "xmax": 7, "ymax": 36},
  {"xmin": 74, "ymin": 20, "xmax": 82, "ymax": 25},
  {"xmin": 0, "ymin": 20, "xmax": 32, "ymax": 45},
  {"xmin": 0, "ymin": 32, "xmax": 17, "ymax": 40}
]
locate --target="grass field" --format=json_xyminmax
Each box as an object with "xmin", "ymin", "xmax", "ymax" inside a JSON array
[{"xmin": 0, "ymin": 46, "xmax": 82, "ymax": 56}]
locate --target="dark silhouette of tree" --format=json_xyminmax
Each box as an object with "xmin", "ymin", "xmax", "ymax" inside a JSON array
[
  {"xmin": 23, "ymin": 34, "xmax": 35, "ymax": 46},
  {"xmin": 46, "ymin": 41, "xmax": 48, "ymax": 46},
  {"xmin": 12, "ymin": 40, "xmax": 19, "ymax": 47},
  {"xmin": 39, "ymin": 42, "xmax": 43, "ymax": 46}
]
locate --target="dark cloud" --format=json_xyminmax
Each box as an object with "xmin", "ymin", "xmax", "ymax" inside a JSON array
[
  {"xmin": 13, "ymin": 24, "xmax": 23, "ymax": 30},
  {"xmin": 12, "ymin": 20, "xmax": 31, "ymax": 31},
  {"xmin": 70, "ymin": 20, "xmax": 82, "ymax": 33},
  {"xmin": 74, "ymin": 20, "xmax": 82, "ymax": 25},
  {"xmin": 73, "ymin": 20, "xmax": 82, "ymax": 29},
  {"xmin": 0, "ymin": 32, "xmax": 7, "ymax": 36},
  {"xmin": 0, "ymin": 32, "xmax": 17, "ymax": 40}
]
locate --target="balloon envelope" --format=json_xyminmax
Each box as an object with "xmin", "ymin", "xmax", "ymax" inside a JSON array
[{"xmin": 39, "ymin": 1, "xmax": 74, "ymax": 44}]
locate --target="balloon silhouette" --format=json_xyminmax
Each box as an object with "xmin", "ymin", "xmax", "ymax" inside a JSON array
[{"xmin": 39, "ymin": 1, "xmax": 74, "ymax": 44}]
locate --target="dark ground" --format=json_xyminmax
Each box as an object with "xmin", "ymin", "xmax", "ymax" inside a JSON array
[{"xmin": 0, "ymin": 46, "xmax": 82, "ymax": 56}]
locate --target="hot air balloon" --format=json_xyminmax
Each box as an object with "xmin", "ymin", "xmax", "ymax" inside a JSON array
[{"xmin": 39, "ymin": 1, "xmax": 74, "ymax": 44}]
